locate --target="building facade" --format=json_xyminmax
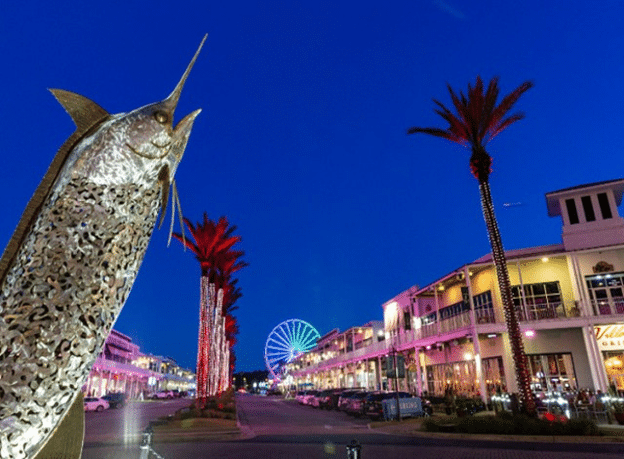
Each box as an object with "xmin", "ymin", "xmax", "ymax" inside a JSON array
[
  {"xmin": 288, "ymin": 179, "xmax": 624, "ymax": 403},
  {"xmin": 83, "ymin": 329, "xmax": 195, "ymax": 398}
]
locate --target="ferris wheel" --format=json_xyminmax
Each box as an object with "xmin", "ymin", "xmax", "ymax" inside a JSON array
[{"xmin": 264, "ymin": 319, "xmax": 320, "ymax": 381}]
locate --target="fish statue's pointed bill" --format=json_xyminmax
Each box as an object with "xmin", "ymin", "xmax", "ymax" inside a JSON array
[{"xmin": 0, "ymin": 35, "xmax": 206, "ymax": 459}]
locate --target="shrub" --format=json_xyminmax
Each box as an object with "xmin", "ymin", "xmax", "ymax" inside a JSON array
[{"xmin": 423, "ymin": 413, "xmax": 599, "ymax": 436}]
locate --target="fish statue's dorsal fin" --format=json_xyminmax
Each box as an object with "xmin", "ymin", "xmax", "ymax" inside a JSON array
[
  {"xmin": 0, "ymin": 90, "xmax": 110, "ymax": 288},
  {"xmin": 49, "ymin": 89, "xmax": 109, "ymax": 131},
  {"xmin": 32, "ymin": 392, "xmax": 85, "ymax": 459}
]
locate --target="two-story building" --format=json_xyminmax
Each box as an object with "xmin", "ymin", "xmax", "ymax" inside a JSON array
[
  {"xmin": 288, "ymin": 179, "xmax": 624, "ymax": 403},
  {"xmin": 83, "ymin": 329, "xmax": 195, "ymax": 398}
]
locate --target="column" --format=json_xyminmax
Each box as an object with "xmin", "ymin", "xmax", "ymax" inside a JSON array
[
  {"xmin": 415, "ymin": 347, "xmax": 423, "ymax": 396},
  {"xmin": 434, "ymin": 286, "xmax": 441, "ymax": 335},
  {"xmin": 582, "ymin": 325, "xmax": 609, "ymax": 392},
  {"xmin": 516, "ymin": 261, "xmax": 530, "ymax": 320},
  {"xmin": 376, "ymin": 356, "xmax": 383, "ymax": 390},
  {"xmin": 465, "ymin": 266, "xmax": 488, "ymax": 405}
]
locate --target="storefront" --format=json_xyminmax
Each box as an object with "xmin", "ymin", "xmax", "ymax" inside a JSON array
[{"xmin": 595, "ymin": 324, "xmax": 624, "ymax": 394}]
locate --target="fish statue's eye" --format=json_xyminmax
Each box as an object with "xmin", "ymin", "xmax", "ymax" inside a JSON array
[{"xmin": 154, "ymin": 111, "xmax": 168, "ymax": 124}]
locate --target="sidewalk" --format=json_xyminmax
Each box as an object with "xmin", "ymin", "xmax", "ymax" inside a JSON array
[{"xmin": 368, "ymin": 412, "xmax": 624, "ymax": 443}]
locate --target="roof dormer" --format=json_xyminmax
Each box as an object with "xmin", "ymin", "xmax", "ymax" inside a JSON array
[{"xmin": 546, "ymin": 179, "xmax": 624, "ymax": 251}]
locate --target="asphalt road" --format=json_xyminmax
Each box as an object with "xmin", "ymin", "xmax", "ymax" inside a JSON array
[
  {"xmin": 81, "ymin": 394, "xmax": 624, "ymax": 459},
  {"xmin": 83, "ymin": 398, "xmax": 191, "ymax": 445}
]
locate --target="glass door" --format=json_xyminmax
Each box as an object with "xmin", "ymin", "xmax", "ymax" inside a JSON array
[{"xmin": 586, "ymin": 273, "xmax": 624, "ymax": 315}]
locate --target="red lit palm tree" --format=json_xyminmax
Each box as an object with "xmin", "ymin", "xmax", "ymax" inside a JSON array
[
  {"xmin": 407, "ymin": 76, "xmax": 535, "ymax": 415},
  {"xmin": 219, "ymin": 277, "xmax": 243, "ymax": 386},
  {"xmin": 173, "ymin": 214, "xmax": 246, "ymax": 404},
  {"xmin": 225, "ymin": 313, "xmax": 239, "ymax": 385}
]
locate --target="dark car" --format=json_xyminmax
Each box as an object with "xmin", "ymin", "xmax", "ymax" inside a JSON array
[
  {"xmin": 317, "ymin": 389, "xmax": 343, "ymax": 410},
  {"xmin": 363, "ymin": 391, "xmax": 412, "ymax": 420},
  {"xmin": 337, "ymin": 390, "xmax": 361, "ymax": 411},
  {"xmin": 344, "ymin": 391, "xmax": 370, "ymax": 417},
  {"xmin": 101, "ymin": 392, "xmax": 127, "ymax": 409}
]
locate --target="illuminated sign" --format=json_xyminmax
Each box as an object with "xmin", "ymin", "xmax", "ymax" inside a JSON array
[{"xmin": 595, "ymin": 325, "xmax": 624, "ymax": 351}]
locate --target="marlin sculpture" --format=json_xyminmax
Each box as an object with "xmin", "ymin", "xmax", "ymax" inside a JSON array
[{"xmin": 0, "ymin": 35, "xmax": 206, "ymax": 459}]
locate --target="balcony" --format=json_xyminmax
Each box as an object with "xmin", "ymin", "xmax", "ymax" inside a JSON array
[
  {"xmin": 516, "ymin": 300, "xmax": 581, "ymax": 322},
  {"xmin": 418, "ymin": 311, "xmax": 473, "ymax": 338}
]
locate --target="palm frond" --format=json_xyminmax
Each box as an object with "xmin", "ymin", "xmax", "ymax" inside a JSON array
[{"xmin": 408, "ymin": 76, "xmax": 532, "ymax": 152}]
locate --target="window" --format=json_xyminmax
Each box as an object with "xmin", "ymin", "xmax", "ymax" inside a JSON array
[
  {"xmin": 598, "ymin": 192, "xmax": 613, "ymax": 219},
  {"xmin": 581, "ymin": 195, "xmax": 596, "ymax": 222},
  {"xmin": 585, "ymin": 272, "xmax": 624, "ymax": 315},
  {"xmin": 566, "ymin": 198, "xmax": 579, "ymax": 224},
  {"xmin": 527, "ymin": 352, "xmax": 577, "ymax": 392},
  {"xmin": 425, "ymin": 356, "xmax": 505, "ymax": 396},
  {"xmin": 438, "ymin": 299, "xmax": 470, "ymax": 320},
  {"xmin": 511, "ymin": 281, "xmax": 562, "ymax": 320},
  {"xmin": 472, "ymin": 290, "xmax": 495, "ymax": 323},
  {"xmin": 403, "ymin": 311, "xmax": 411, "ymax": 330},
  {"xmin": 436, "ymin": 290, "xmax": 493, "ymax": 323}
]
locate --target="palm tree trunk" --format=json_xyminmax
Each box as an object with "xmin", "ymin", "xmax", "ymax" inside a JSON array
[
  {"xmin": 197, "ymin": 275, "xmax": 210, "ymax": 408},
  {"xmin": 478, "ymin": 179, "xmax": 536, "ymax": 415}
]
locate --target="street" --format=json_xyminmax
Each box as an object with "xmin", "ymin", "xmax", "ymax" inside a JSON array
[
  {"xmin": 83, "ymin": 398, "xmax": 190, "ymax": 445},
  {"xmin": 81, "ymin": 395, "xmax": 624, "ymax": 459}
]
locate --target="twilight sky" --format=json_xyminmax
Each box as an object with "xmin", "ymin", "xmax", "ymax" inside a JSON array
[{"xmin": 2, "ymin": 1, "xmax": 624, "ymax": 372}]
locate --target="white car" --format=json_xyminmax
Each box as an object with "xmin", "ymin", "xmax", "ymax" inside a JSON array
[{"xmin": 84, "ymin": 397, "xmax": 109, "ymax": 412}]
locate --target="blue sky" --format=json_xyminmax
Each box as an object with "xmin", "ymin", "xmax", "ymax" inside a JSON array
[{"xmin": 2, "ymin": 1, "xmax": 624, "ymax": 372}]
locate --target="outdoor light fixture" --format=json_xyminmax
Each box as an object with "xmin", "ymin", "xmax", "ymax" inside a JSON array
[
  {"xmin": 487, "ymin": 334, "xmax": 497, "ymax": 338},
  {"xmin": 541, "ymin": 257, "xmax": 549, "ymax": 262},
  {"xmin": 525, "ymin": 330, "xmax": 535, "ymax": 338}
]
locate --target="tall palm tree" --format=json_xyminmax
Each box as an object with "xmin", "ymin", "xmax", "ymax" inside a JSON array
[
  {"xmin": 407, "ymin": 76, "xmax": 535, "ymax": 414},
  {"xmin": 173, "ymin": 214, "xmax": 246, "ymax": 402}
]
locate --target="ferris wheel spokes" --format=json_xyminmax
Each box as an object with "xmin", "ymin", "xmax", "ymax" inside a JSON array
[{"xmin": 264, "ymin": 319, "xmax": 320, "ymax": 381}]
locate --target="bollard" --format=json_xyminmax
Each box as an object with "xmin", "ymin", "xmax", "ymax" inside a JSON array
[
  {"xmin": 139, "ymin": 424, "xmax": 153, "ymax": 459},
  {"xmin": 346, "ymin": 439, "xmax": 361, "ymax": 459}
]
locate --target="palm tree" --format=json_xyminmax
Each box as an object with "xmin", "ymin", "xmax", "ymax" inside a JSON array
[
  {"xmin": 173, "ymin": 214, "xmax": 246, "ymax": 403},
  {"xmin": 407, "ymin": 76, "xmax": 535, "ymax": 415}
]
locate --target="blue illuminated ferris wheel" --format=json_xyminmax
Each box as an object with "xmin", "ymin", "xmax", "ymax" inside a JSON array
[{"xmin": 264, "ymin": 319, "xmax": 320, "ymax": 381}]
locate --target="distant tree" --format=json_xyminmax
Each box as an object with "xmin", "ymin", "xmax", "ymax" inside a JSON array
[{"xmin": 407, "ymin": 76, "xmax": 535, "ymax": 415}]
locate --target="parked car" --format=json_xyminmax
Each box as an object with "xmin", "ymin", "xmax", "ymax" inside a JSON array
[
  {"xmin": 344, "ymin": 391, "xmax": 370, "ymax": 417},
  {"xmin": 318, "ymin": 389, "xmax": 343, "ymax": 410},
  {"xmin": 151, "ymin": 390, "xmax": 174, "ymax": 399},
  {"xmin": 309, "ymin": 391, "xmax": 322, "ymax": 408},
  {"xmin": 84, "ymin": 397, "xmax": 110, "ymax": 412},
  {"xmin": 337, "ymin": 390, "xmax": 361, "ymax": 411},
  {"xmin": 301, "ymin": 390, "xmax": 319, "ymax": 406},
  {"xmin": 101, "ymin": 392, "xmax": 126, "ymax": 409},
  {"xmin": 295, "ymin": 391, "xmax": 306, "ymax": 403},
  {"xmin": 363, "ymin": 392, "xmax": 413, "ymax": 420}
]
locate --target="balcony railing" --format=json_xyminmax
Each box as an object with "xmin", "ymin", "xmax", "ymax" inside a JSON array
[
  {"xmin": 590, "ymin": 299, "xmax": 624, "ymax": 316},
  {"xmin": 516, "ymin": 300, "xmax": 581, "ymax": 322}
]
